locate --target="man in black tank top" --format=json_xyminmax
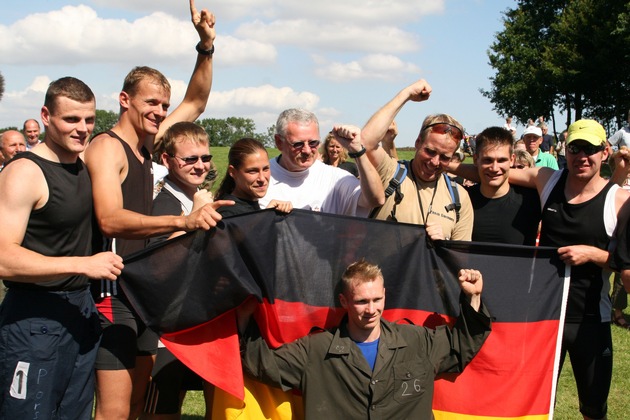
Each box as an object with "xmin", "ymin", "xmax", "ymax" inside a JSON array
[
  {"xmin": 452, "ymin": 119, "xmax": 630, "ymax": 420},
  {"xmin": 84, "ymin": 2, "xmax": 234, "ymax": 418},
  {"xmin": 0, "ymin": 78, "xmax": 123, "ymax": 419}
]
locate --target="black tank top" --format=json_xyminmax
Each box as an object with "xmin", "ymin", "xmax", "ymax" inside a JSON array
[
  {"xmin": 4, "ymin": 153, "xmax": 92, "ymax": 291},
  {"xmin": 106, "ymin": 130, "xmax": 153, "ymax": 257},
  {"xmin": 539, "ymin": 170, "xmax": 614, "ymax": 322}
]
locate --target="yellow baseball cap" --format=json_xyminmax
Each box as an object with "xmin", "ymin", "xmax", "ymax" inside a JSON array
[{"xmin": 566, "ymin": 119, "xmax": 606, "ymax": 146}]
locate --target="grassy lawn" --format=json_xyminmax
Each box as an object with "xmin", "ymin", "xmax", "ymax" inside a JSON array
[{"xmin": 185, "ymin": 146, "xmax": 626, "ymax": 418}]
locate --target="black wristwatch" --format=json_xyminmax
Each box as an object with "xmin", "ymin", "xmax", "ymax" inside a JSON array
[
  {"xmin": 348, "ymin": 146, "xmax": 367, "ymax": 158},
  {"xmin": 195, "ymin": 42, "xmax": 215, "ymax": 56}
]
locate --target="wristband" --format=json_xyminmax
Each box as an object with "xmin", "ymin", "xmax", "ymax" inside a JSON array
[
  {"xmin": 195, "ymin": 42, "xmax": 215, "ymax": 56},
  {"xmin": 348, "ymin": 146, "xmax": 367, "ymax": 159}
]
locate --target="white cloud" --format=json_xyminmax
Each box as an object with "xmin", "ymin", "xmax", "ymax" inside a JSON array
[
  {"xmin": 236, "ymin": 20, "xmax": 419, "ymax": 53},
  {"xmin": 91, "ymin": 0, "xmax": 444, "ymax": 24},
  {"xmin": 314, "ymin": 54, "xmax": 421, "ymax": 82},
  {"xmin": 199, "ymin": 84, "xmax": 322, "ymax": 132},
  {"xmin": 0, "ymin": 5, "xmax": 276, "ymax": 67}
]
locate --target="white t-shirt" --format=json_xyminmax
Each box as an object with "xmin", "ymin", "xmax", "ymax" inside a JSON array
[
  {"xmin": 608, "ymin": 126, "xmax": 630, "ymax": 151},
  {"xmin": 260, "ymin": 157, "xmax": 364, "ymax": 216}
]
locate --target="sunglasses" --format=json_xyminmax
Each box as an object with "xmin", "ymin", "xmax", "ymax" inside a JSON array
[
  {"xmin": 169, "ymin": 154, "xmax": 213, "ymax": 165},
  {"xmin": 566, "ymin": 143, "xmax": 605, "ymax": 156},
  {"xmin": 422, "ymin": 122, "xmax": 464, "ymax": 141},
  {"xmin": 288, "ymin": 139, "xmax": 320, "ymax": 151}
]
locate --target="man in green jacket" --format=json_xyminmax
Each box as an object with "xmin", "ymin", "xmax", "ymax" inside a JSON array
[{"xmin": 238, "ymin": 260, "xmax": 491, "ymax": 419}]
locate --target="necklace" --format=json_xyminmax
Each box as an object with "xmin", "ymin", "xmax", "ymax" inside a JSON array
[{"xmin": 408, "ymin": 159, "xmax": 439, "ymax": 225}]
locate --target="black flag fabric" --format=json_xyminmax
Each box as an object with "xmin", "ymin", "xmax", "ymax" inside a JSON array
[{"xmin": 120, "ymin": 209, "xmax": 568, "ymax": 419}]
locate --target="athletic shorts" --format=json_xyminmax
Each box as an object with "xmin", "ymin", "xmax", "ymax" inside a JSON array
[
  {"xmin": 143, "ymin": 346, "xmax": 203, "ymax": 414},
  {"xmin": 0, "ymin": 287, "xmax": 100, "ymax": 419},
  {"xmin": 559, "ymin": 321, "xmax": 612, "ymax": 419},
  {"xmin": 94, "ymin": 293, "xmax": 158, "ymax": 370}
]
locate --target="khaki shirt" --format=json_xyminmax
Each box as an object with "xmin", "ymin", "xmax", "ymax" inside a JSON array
[{"xmin": 373, "ymin": 156, "xmax": 474, "ymax": 240}]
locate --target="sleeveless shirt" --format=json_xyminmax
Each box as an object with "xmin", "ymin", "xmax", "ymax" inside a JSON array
[
  {"xmin": 4, "ymin": 152, "xmax": 93, "ymax": 291},
  {"xmin": 539, "ymin": 170, "xmax": 614, "ymax": 323}
]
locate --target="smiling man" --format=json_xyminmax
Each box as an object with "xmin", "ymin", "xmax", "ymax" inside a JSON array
[
  {"xmin": 465, "ymin": 126, "xmax": 540, "ymax": 245},
  {"xmin": 258, "ymin": 109, "xmax": 384, "ymax": 216},
  {"xmin": 0, "ymin": 77, "xmax": 123, "ymax": 419},
  {"xmin": 83, "ymin": 2, "xmax": 232, "ymax": 418},
  {"xmin": 361, "ymin": 79, "xmax": 473, "ymax": 240},
  {"xmin": 238, "ymin": 260, "xmax": 491, "ymax": 419}
]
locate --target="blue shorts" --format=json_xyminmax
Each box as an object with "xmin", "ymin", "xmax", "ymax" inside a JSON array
[{"xmin": 0, "ymin": 287, "xmax": 101, "ymax": 419}]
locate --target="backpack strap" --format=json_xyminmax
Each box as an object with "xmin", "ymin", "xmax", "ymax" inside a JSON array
[
  {"xmin": 442, "ymin": 173, "xmax": 461, "ymax": 223},
  {"xmin": 368, "ymin": 160, "xmax": 408, "ymax": 219}
]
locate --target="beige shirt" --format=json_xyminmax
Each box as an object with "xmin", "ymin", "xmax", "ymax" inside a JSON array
[{"xmin": 373, "ymin": 156, "xmax": 473, "ymax": 240}]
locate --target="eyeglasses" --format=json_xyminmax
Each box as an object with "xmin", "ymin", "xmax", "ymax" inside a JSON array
[
  {"xmin": 566, "ymin": 143, "xmax": 605, "ymax": 156},
  {"xmin": 169, "ymin": 154, "xmax": 213, "ymax": 165},
  {"xmin": 422, "ymin": 122, "xmax": 464, "ymax": 141},
  {"xmin": 512, "ymin": 164, "xmax": 527, "ymax": 169},
  {"xmin": 288, "ymin": 139, "xmax": 320, "ymax": 151}
]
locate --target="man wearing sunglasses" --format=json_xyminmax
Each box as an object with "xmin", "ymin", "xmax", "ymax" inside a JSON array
[
  {"xmin": 83, "ymin": 2, "xmax": 234, "ymax": 419},
  {"xmin": 361, "ymin": 79, "xmax": 474, "ymax": 241},
  {"xmin": 258, "ymin": 108, "xmax": 385, "ymax": 216},
  {"xmin": 451, "ymin": 119, "xmax": 630, "ymax": 420}
]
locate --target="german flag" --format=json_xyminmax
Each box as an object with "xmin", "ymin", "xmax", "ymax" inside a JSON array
[{"xmin": 120, "ymin": 209, "xmax": 568, "ymax": 419}]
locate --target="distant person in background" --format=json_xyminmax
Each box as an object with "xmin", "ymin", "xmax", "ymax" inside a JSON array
[
  {"xmin": 504, "ymin": 116, "xmax": 517, "ymax": 139},
  {"xmin": 0, "ymin": 130, "xmax": 26, "ymax": 170},
  {"xmin": 514, "ymin": 139, "xmax": 526, "ymax": 152},
  {"xmin": 522, "ymin": 125, "xmax": 558, "ymax": 169},
  {"xmin": 556, "ymin": 130, "xmax": 567, "ymax": 170},
  {"xmin": 22, "ymin": 119, "xmax": 41, "ymax": 149},
  {"xmin": 321, "ymin": 131, "xmax": 359, "ymax": 177},
  {"xmin": 539, "ymin": 123, "xmax": 554, "ymax": 154},
  {"xmin": 607, "ymin": 109, "xmax": 630, "ymax": 151},
  {"xmin": 215, "ymin": 137, "xmax": 292, "ymax": 217}
]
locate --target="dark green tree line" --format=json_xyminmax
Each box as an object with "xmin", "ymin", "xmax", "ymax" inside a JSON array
[
  {"xmin": 483, "ymin": 0, "xmax": 630, "ymax": 132},
  {"xmin": 196, "ymin": 116, "xmax": 275, "ymax": 147}
]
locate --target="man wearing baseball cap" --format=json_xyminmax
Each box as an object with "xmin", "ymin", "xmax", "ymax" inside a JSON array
[
  {"xmin": 521, "ymin": 125, "xmax": 558, "ymax": 169},
  {"xmin": 448, "ymin": 118, "xmax": 630, "ymax": 419}
]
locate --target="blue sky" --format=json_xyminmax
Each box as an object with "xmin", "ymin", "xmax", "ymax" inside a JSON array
[{"xmin": 0, "ymin": 0, "xmax": 520, "ymax": 147}]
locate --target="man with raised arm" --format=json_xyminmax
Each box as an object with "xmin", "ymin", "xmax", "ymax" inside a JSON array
[
  {"xmin": 84, "ymin": 2, "xmax": 233, "ymax": 419},
  {"xmin": 238, "ymin": 260, "xmax": 491, "ymax": 419},
  {"xmin": 361, "ymin": 79, "xmax": 473, "ymax": 240},
  {"xmin": 0, "ymin": 77, "xmax": 123, "ymax": 419}
]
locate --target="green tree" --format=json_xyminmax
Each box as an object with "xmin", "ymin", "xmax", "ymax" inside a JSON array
[
  {"xmin": 197, "ymin": 117, "xmax": 257, "ymax": 146},
  {"xmin": 93, "ymin": 109, "xmax": 119, "ymax": 138},
  {"xmin": 483, "ymin": 0, "xmax": 630, "ymax": 132},
  {"xmin": 256, "ymin": 124, "xmax": 276, "ymax": 148}
]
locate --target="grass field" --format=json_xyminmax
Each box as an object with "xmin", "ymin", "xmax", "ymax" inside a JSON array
[{"xmin": 180, "ymin": 147, "xmax": 628, "ymax": 418}]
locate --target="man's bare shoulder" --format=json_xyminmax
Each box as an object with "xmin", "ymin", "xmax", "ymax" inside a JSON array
[
  {"xmin": 0, "ymin": 157, "xmax": 47, "ymax": 208},
  {"xmin": 85, "ymin": 132, "xmax": 128, "ymax": 171}
]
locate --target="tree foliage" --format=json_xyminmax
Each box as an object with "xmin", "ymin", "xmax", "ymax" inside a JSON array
[
  {"xmin": 93, "ymin": 109, "xmax": 119, "ymax": 138},
  {"xmin": 483, "ymin": 0, "xmax": 630, "ymax": 131},
  {"xmin": 197, "ymin": 117, "xmax": 258, "ymax": 147}
]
